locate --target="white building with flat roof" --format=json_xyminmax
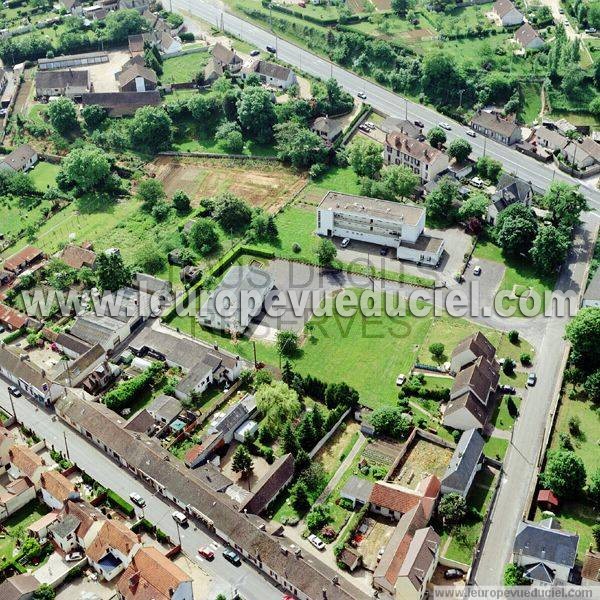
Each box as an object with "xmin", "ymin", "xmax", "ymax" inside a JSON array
[{"xmin": 316, "ymin": 191, "xmax": 444, "ymax": 266}]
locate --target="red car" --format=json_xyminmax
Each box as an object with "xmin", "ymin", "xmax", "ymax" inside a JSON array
[{"xmin": 198, "ymin": 547, "xmax": 214, "ymax": 560}]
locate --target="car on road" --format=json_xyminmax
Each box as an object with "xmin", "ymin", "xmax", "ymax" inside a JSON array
[
  {"xmin": 65, "ymin": 551, "xmax": 83, "ymax": 562},
  {"xmin": 438, "ymin": 121, "xmax": 452, "ymax": 130},
  {"xmin": 414, "ymin": 120, "xmax": 424, "ymax": 128},
  {"xmin": 527, "ymin": 373, "xmax": 537, "ymax": 386},
  {"xmin": 266, "ymin": 45, "xmax": 276, "ymax": 53},
  {"xmin": 559, "ymin": 7, "xmax": 565, "ymax": 13},
  {"xmin": 172, "ymin": 511, "xmax": 188, "ymax": 525},
  {"xmin": 223, "ymin": 548, "xmax": 242, "ymax": 565},
  {"xmin": 129, "ymin": 492, "xmax": 145, "ymax": 507},
  {"xmin": 473, "ymin": 265, "xmax": 482, "ymax": 276},
  {"xmin": 198, "ymin": 547, "xmax": 214, "ymax": 560},
  {"xmin": 396, "ymin": 374, "xmax": 406, "ymax": 386},
  {"xmin": 585, "ymin": 28, "xmax": 597, "ymax": 33},
  {"xmin": 357, "ymin": 91, "xmax": 367, "ymax": 99},
  {"xmin": 341, "ymin": 238, "xmax": 350, "ymax": 248},
  {"xmin": 500, "ymin": 384, "xmax": 516, "ymax": 394},
  {"xmin": 308, "ymin": 534, "xmax": 325, "ymax": 550},
  {"xmin": 7, "ymin": 386, "xmax": 21, "ymax": 397},
  {"xmin": 564, "ymin": 19, "xmax": 570, "ymax": 25},
  {"xmin": 250, "ymin": 49, "xmax": 260, "ymax": 56},
  {"xmin": 466, "ymin": 129, "xmax": 476, "ymax": 138},
  {"xmin": 444, "ymin": 568, "xmax": 464, "ymax": 579}
]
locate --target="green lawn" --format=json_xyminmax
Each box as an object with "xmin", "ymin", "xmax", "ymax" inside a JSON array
[
  {"xmin": 483, "ymin": 435, "xmax": 508, "ymax": 460},
  {"xmin": 519, "ymin": 84, "xmax": 542, "ymax": 125},
  {"xmin": 161, "ymin": 51, "xmax": 210, "ymax": 84},
  {"xmin": 307, "ymin": 166, "xmax": 363, "ymax": 197},
  {"xmin": 29, "ymin": 161, "xmax": 60, "ymax": 192},
  {"xmin": 173, "ymin": 124, "xmax": 276, "ymax": 156},
  {"xmin": 491, "ymin": 394, "xmax": 521, "ymax": 431},
  {"xmin": 0, "ymin": 501, "xmax": 49, "ymax": 563}
]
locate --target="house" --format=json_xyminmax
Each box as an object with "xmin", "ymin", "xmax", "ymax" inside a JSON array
[
  {"xmin": 582, "ymin": 551, "xmax": 600, "ymax": 586},
  {"xmin": 81, "ymin": 91, "xmax": 162, "ymax": 117},
  {"xmin": 0, "ymin": 574, "xmax": 40, "ymax": 600},
  {"xmin": 0, "ymin": 478, "xmax": 36, "ymax": 520},
  {"xmin": 0, "ymin": 270, "xmax": 15, "ymax": 287},
  {"xmin": 470, "ymin": 110, "xmax": 522, "ymax": 145},
  {"xmin": 117, "ymin": 546, "xmax": 194, "ymax": 600},
  {"xmin": 117, "ymin": 64, "xmax": 158, "ymax": 93},
  {"xmin": 48, "ymin": 499, "xmax": 105, "ymax": 553},
  {"xmin": 3, "ymin": 246, "xmax": 43, "ymax": 275},
  {"xmin": 38, "ymin": 52, "xmax": 108, "ymax": 71},
  {"xmin": 206, "ymin": 42, "xmax": 243, "ymax": 80},
  {"xmin": 50, "ymin": 343, "xmax": 107, "ymax": 388},
  {"xmin": 125, "ymin": 410, "xmax": 156, "ymax": 435},
  {"xmin": 535, "ymin": 125, "xmax": 568, "ymax": 152},
  {"xmin": 395, "ymin": 527, "xmax": 440, "ymax": 600},
  {"xmin": 61, "ymin": 0, "xmax": 83, "ymax": 14},
  {"xmin": 487, "ymin": 173, "xmax": 533, "ymax": 224},
  {"xmin": 450, "ymin": 332, "xmax": 496, "ymax": 374},
  {"xmin": 0, "ymin": 304, "xmax": 29, "ymax": 332},
  {"xmin": 27, "ymin": 511, "xmax": 60, "ymax": 542},
  {"xmin": 340, "ymin": 476, "xmax": 375, "ymax": 509},
  {"xmin": 513, "ymin": 518, "xmax": 578, "ymax": 585},
  {"xmin": 133, "ymin": 273, "xmax": 172, "ymax": 296},
  {"xmin": 147, "ymin": 394, "xmax": 182, "ymax": 427},
  {"xmin": 198, "ymin": 266, "xmax": 275, "ymax": 334},
  {"xmin": 310, "ymin": 116, "xmax": 344, "ymax": 143},
  {"xmin": 40, "ymin": 469, "xmax": 79, "ymax": 510},
  {"xmin": 562, "ymin": 137, "xmax": 600, "ymax": 172},
  {"xmin": 441, "ymin": 429, "xmax": 484, "ymax": 496},
  {"xmin": 536, "ymin": 489, "xmax": 559, "ymax": 512},
  {"xmin": 128, "ymin": 34, "xmax": 145, "ymax": 55},
  {"xmin": 493, "ymin": 0, "xmax": 524, "ymax": 25},
  {"xmin": 380, "ymin": 118, "xmax": 424, "ymax": 140},
  {"xmin": 582, "ymin": 269, "xmax": 600, "ymax": 308},
  {"xmin": 59, "ymin": 244, "xmax": 97, "ymax": 269},
  {"xmin": 86, "ymin": 520, "xmax": 141, "ymax": 581},
  {"xmin": 515, "ymin": 23, "xmax": 544, "ymax": 49},
  {"xmin": 242, "ymin": 60, "xmax": 297, "ymax": 90},
  {"xmin": 0, "ymin": 144, "xmax": 38, "ymax": 172},
  {"xmin": 317, "ymin": 191, "xmax": 445, "ymax": 266},
  {"xmin": 35, "ymin": 70, "xmax": 90, "ymax": 98},
  {"xmin": 0, "ymin": 427, "xmax": 16, "ymax": 467},
  {"xmin": 68, "ymin": 315, "xmax": 128, "ymax": 351},
  {"xmin": 81, "ymin": 361, "xmax": 119, "ymax": 395},
  {"xmin": 384, "ymin": 130, "xmax": 449, "ymax": 184},
  {"xmin": 128, "ymin": 326, "xmax": 242, "ymax": 400},
  {"xmin": 139, "ymin": 30, "xmax": 182, "ymax": 56},
  {"xmin": 8, "ymin": 445, "xmax": 47, "ymax": 488}
]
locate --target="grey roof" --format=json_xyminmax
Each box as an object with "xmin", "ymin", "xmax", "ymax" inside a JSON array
[
  {"xmin": 51, "ymin": 343, "xmax": 105, "ymax": 386},
  {"xmin": 248, "ymin": 60, "xmax": 292, "ymax": 81},
  {"xmin": 515, "ymin": 23, "xmax": 543, "ymax": 47},
  {"xmin": 134, "ymin": 273, "xmax": 171, "ymax": 294},
  {"xmin": 124, "ymin": 409, "xmax": 156, "ymax": 433},
  {"xmin": 68, "ymin": 315, "xmax": 124, "ymax": 347},
  {"xmin": 340, "ymin": 476, "xmax": 374, "ymax": 505},
  {"xmin": 192, "ymin": 463, "xmax": 232, "ymax": 492},
  {"xmin": 211, "ymin": 42, "xmax": 242, "ymax": 66},
  {"xmin": 198, "ymin": 266, "xmax": 274, "ymax": 333},
  {"xmin": 535, "ymin": 125, "xmax": 568, "ymax": 150},
  {"xmin": 0, "ymin": 574, "xmax": 40, "ymax": 600},
  {"xmin": 1, "ymin": 145, "xmax": 37, "ymax": 171},
  {"xmin": 36, "ymin": 69, "xmax": 89, "ymax": 91},
  {"xmin": 514, "ymin": 519, "xmax": 578, "ymax": 567},
  {"xmin": 491, "ymin": 173, "xmax": 532, "ymax": 211},
  {"xmin": 471, "ymin": 110, "xmax": 520, "ymax": 138},
  {"xmin": 0, "ymin": 345, "xmax": 52, "ymax": 394},
  {"xmin": 441, "ymin": 429, "xmax": 484, "ymax": 494},
  {"xmin": 380, "ymin": 117, "xmax": 423, "ymax": 138},
  {"xmin": 524, "ymin": 562, "xmax": 555, "ymax": 583},
  {"xmin": 213, "ymin": 395, "xmax": 256, "ymax": 436},
  {"xmin": 584, "ymin": 269, "xmax": 600, "ymax": 303},
  {"xmin": 38, "ymin": 51, "xmax": 107, "ymax": 66},
  {"xmin": 81, "ymin": 91, "xmax": 161, "ymax": 116},
  {"xmin": 147, "ymin": 394, "xmax": 181, "ymax": 423},
  {"xmin": 49, "ymin": 513, "xmax": 80, "ymax": 538}
]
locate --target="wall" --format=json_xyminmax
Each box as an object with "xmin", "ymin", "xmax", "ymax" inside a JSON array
[{"xmin": 309, "ymin": 408, "xmax": 350, "ymax": 459}]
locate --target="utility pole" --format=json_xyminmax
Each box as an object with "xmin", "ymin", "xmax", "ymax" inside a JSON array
[
  {"xmin": 7, "ymin": 388, "xmax": 16, "ymax": 421},
  {"xmin": 252, "ymin": 341, "xmax": 257, "ymax": 369},
  {"xmin": 63, "ymin": 431, "xmax": 71, "ymax": 461},
  {"xmin": 175, "ymin": 520, "xmax": 182, "ymax": 546}
]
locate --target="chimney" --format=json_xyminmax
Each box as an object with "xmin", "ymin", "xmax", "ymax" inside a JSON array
[
  {"xmin": 322, "ymin": 589, "xmax": 327, "ymax": 599},
  {"xmin": 128, "ymin": 572, "xmax": 140, "ymax": 589},
  {"xmin": 169, "ymin": 588, "xmax": 175, "ymax": 597}
]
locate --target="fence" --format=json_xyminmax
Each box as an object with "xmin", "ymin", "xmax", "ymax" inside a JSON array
[{"xmin": 309, "ymin": 408, "xmax": 350, "ymax": 458}]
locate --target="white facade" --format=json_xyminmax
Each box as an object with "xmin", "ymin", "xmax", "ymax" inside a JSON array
[{"xmin": 384, "ymin": 133, "xmax": 449, "ymax": 183}]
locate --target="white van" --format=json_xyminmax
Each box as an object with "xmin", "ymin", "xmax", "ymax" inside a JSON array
[{"xmin": 172, "ymin": 511, "xmax": 188, "ymax": 525}]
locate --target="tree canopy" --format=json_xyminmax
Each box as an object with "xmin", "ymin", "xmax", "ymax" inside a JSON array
[
  {"xmin": 540, "ymin": 450, "xmax": 587, "ymax": 499},
  {"xmin": 59, "ymin": 146, "xmax": 111, "ymax": 195}
]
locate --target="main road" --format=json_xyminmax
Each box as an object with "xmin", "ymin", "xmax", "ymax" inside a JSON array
[
  {"xmin": 0, "ymin": 379, "xmax": 283, "ymax": 600},
  {"xmin": 173, "ymin": 0, "xmax": 600, "ymax": 211}
]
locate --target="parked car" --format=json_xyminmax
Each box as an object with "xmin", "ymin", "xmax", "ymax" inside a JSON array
[
  {"xmin": 250, "ymin": 49, "xmax": 260, "ymax": 56},
  {"xmin": 414, "ymin": 120, "xmax": 425, "ymax": 128},
  {"xmin": 357, "ymin": 92, "xmax": 367, "ymax": 99},
  {"xmin": 7, "ymin": 386, "xmax": 21, "ymax": 397},
  {"xmin": 396, "ymin": 374, "xmax": 406, "ymax": 386},
  {"xmin": 585, "ymin": 27, "xmax": 597, "ymax": 33},
  {"xmin": 308, "ymin": 534, "xmax": 325, "ymax": 551},
  {"xmin": 470, "ymin": 177, "xmax": 485, "ymax": 188},
  {"xmin": 0, "ymin": 325, "xmax": 4, "ymax": 333},
  {"xmin": 65, "ymin": 551, "xmax": 83, "ymax": 562},
  {"xmin": 223, "ymin": 548, "xmax": 241, "ymax": 565},
  {"xmin": 266, "ymin": 45, "xmax": 276, "ymax": 53},
  {"xmin": 438, "ymin": 121, "xmax": 452, "ymax": 130},
  {"xmin": 376, "ymin": 547, "xmax": 385, "ymax": 562},
  {"xmin": 500, "ymin": 384, "xmax": 516, "ymax": 394},
  {"xmin": 466, "ymin": 129, "xmax": 476, "ymax": 138},
  {"xmin": 559, "ymin": 7, "xmax": 565, "ymax": 13},
  {"xmin": 527, "ymin": 373, "xmax": 537, "ymax": 386},
  {"xmin": 473, "ymin": 265, "xmax": 482, "ymax": 276},
  {"xmin": 129, "ymin": 492, "xmax": 145, "ymax": 507},
  {"xmin": 444, "ymin": 568, "xmax": 464, "ymax": 579},
  {"xmin": 341, "ymin": 238, "xmax": 350, "ymax": 248},
  {"xmin": 379, "ymin": 247, "xmax": 388, "ymax": 256},
  {"xmin": 172, "ymin": 511, "xmax": 188, "ymax": 525},
  {"xmin": 198, "ymin": 547, "xmax": 214, "ymax": 560}
]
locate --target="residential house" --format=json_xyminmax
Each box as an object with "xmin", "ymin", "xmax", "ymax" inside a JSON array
[
  {"xmin": 582, "ymin": 551, "xmax": 600, "ymax": 586},
  {"xmin": 61, "ymin": 0, "xmax": 83, "ymax": 14},
  {"xmin": 8, "ymin": 445, "xmax": 47, "ymax": 488},
  {"xmin": 38, "ymin": 51, "xmax": 108, "ymax": 71},
  {"xmin": 118, "ymin": 0, "xmax": 148, "ymax": 10},
  {"xmin": 535, "ymin": 125, "xmax": 568, "ymax": 152},
  {"xmin": 310, "ymin": 116, "xmax": 344, "ymax": 143},
  {"xmin": 133, "ymin": 273, "xmax": 172, "ymax": 296},
  {"xmin": 0, "ymin": 304, "xmax": 29, "ymax": 332},
  {"xmin": 340, "ymin": 476, "xmax": 375, "ymax": 509},
  {"xmin": 147, "ymin": 394, "xmax": 182, "ymax": 427},
  {"xmin": 117, "ymin": 64, "xmax": 158, "ymax": 93},
  {"xmin": 204, "ymin": 42, "xmax": 243, "ymax": 83},
  {"xmin": 493, "ymin": 0, "xmax": 524, "ymax": 25},
  {"xmin": 449, "ymin": 331, "xmax": 496, "ymax": 374},
  {"xmin": 138, "ymin": 30, "xmax": 182, "ymax": 56},
  {"xmin": 470, "ymin": 110, "xmax": 522, "ymax": 145},
  {"xmin": 441, "ymin": 429, "xmax": 484, "ymax": 496},
  {"xmin": 380, "ymin": 118, "xmax": 424, "ymax": 140},
  {"xmin": 384, "ymin": 130, "xmax": 449, "ymax": 184},
  {"xmin": 50, "ymin": 343, "xmax": 107, "ymax": 388},
  {"xmin": 0, "ymin": 574, "xmax": 40, "ymax": 600},
  {"xmin": 27, "ymin": 511, "xmax": 59, "ymax": 542},
  {"xmin": 59, "ymin": 244, "xmax": 97, "ymax": 270},
  {"xmin": 536, "ymin": 489, "xmax": 559, "ymax": 512},
  {"xmin": 117, "ymin": 546, "xmax": 194, "ymax": 600},
  {"xmin": 0, "ymin": 426, "xmax": 16, "ymax": 467},
  {"xmin": 513, "ymin": 518, "xmax": 578, "ymax": 585},
  {"xmin": 395, "ymin": 527, "xmax": 440, "ymax": 600},
  {"xmin": 124, "ymin": 410, "xmax": 156, "ymax": 435},
  {"xmin": 487, "ymin": 173, "xmax": 533, "ymax": 224},
  {"xmin": 0, "ymin": 144, "xmax": 38, "ymax": 172},
  {"xmin": 582, "ymin": 269, "xmax": 600, "ymax": 308},
  {"xmin": 40, "ymin": 469, "xmax": 80, "ymax": 510},
  {"xmin": 515, "ymin": 23, "xmax": 544, "ymax": 49},
  {"xmin": 242, "ymin": 60, "xmax": 297, "ymax": 90},
  {"xmin": 48, "ymin": 499, "xmax": 105, "ymax": 553},
  {"xmin": 562, "ymin": 137, "xmax": 600, "ymax": 173},
  {"xmin": 44, "ymin": 330, "xmax": 92, "ymax": 359},
  {"xmin": 198, "ymin": 266, "xmax": 275, "ymax": 334},
  {"xmin": 81, "ymin": 91, "xmax": 162, "ymax": 117},
  {"xmin": 0, "ymin": 478, "xmax": 36, "ymax": 520},
  {"xmin": 35, "ymin": 70, "xmax": 91, "ymax": 98},
  {"xmin": 2, "ymin": 246, "xmax": 43, "ymax": 275},
  {"xmin": 86, "ymin": 519, "xmax": 141, "ymax": 581}
]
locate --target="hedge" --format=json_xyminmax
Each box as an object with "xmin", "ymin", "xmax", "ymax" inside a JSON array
[
  {"xmin": 2, "ymin": 328, "xmax": 25, "ymax": 344},
  {"xmin": 106, "ymin": 489, "xmax": 135, "ymax": 517},
  {"xmin": 103, "ymin": 362, "xmax": 162, "ymax": 411}
]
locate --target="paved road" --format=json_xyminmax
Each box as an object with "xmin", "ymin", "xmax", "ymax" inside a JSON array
[
  {"xmin": 0, "ymin": 381, "xmax": 283, "ymax": 600},
  {"xmin": 472, "ymin": 214, "xmax": 598, "ymax": 585},
  {"xmin": 175, "ymin": 0, "xmax": 600, "ymax": 210}
]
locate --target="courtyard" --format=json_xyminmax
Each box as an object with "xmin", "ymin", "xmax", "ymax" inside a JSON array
[{"xmin": 391, "ymin": 437, "xmax": 453, "ymax": 490}]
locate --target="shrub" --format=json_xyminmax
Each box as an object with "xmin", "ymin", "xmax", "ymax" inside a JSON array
[
  {"xmin": 292, "ymin": 243, "xmax": 301, "ymax": 253},
  {"xmin": 106, "ymin": 489, "xmax": 135, "ymax": 517},
  {"xmin": 520, "ymin": 353, "xmax": 531, "ymax": 366},
  {"xmin": 502, "ymin": 358, "xmax": 516, "ymax": 375},
  {"xmin": 506, "ymin": 396, "xmax": 519, "ymax": 418},
  {"xmin": 103, "ymin": 362, "xmax": 163, "ymax": 411},
  {"xmin": 568, "ymin": 415, "xmax": 581, "ymax": 437},
  {"xmin": 508, "ymin": 330, "xmax": 519, "ymax": 344}
]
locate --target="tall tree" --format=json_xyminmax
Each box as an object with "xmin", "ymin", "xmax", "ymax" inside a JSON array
[
  {"xmin": 95, "ymin": 251, "xmax": 131, "ymax": 292},
  {"xmin": 348, "ymin": 138, "xmax": 384, "ymax": 178},
  {"xmin": 447, "ymin": 138, "xmax": 472, "ymax": 162},
  {"xmin": 129, "ymin": 106, "xmax": 173, "ymax": 152},
  {"xmin": 231, "ymin": 445, "xmax": 254, "ymax": 489},
  {"xmin": 59, "ymin": 146, "xmax": 110, "ymax": 194},
  {"xmin": 237, "ymin": 86, "xmax": 277, "ymax": 144},
  {"xmin": 47, "ymin": 97, "xmax": 78, "ymax": 134},
  {"xmin": 530, "ymin": 225, "xmax": 570, "ymax": 273},
  {"xmin": 540, "ymin": 450, "xmax": 587, "ymax": 498}
]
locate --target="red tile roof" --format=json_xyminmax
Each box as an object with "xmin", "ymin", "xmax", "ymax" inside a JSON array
[
  {"xmin": 3, "ymin": 246, "xmax": 43, "ymax": 273},
  {"xmin": 370, "ymin": 483, "xmax": 421, "ymax": 514},
  {"xmin": 0, "ymin": 304, "xmax": 28, "ymax": 330}
]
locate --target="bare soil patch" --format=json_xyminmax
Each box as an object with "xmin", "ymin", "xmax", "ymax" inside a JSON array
[
  {"xmin": 393, "ymin": 438, "xmax": 453, "ymax": 490},
  {"xmin": 314, "ymin": 421, "xmax": 360, "ymax": 475}
]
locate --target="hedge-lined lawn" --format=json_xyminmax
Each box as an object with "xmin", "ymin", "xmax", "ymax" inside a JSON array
[
  {"xmin": 492, "ymin": 394, "xmax": 521, "ymax": 430},
  {"xmin": 161, "ymin": 52, "xmax": 210, "ymax": 84},
  {"xmin": 29, "ymin": 161, "xmax": 60, "ymax": 192},
  {"xmin": 519, "ymin": 83, "xmax": 542, "ymax": 125},
  {"xmin": 483, "ymin": 435, "xmax": 508, "ymax": 460},
  {"xmin": 0, "ymin": 501, "xmax": 49, "ymax": 562}
]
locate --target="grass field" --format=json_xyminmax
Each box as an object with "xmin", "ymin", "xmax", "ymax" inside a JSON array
[
  {"xmin": 491, "ymin": 394, "xmax": 521, "ymax": 430},
  {"xmin": 0, "ymin": 501, "xmax": 49, "ymax": 563},
  {"xmin": 161, "ymin": 52, "xmax": 210, "ymax": 84},
  {"xmin": 29, "ymin": 161, "xmax": 60, "ymax": 192}
]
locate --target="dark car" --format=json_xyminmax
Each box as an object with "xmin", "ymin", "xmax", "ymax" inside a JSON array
[
  {"xmin": 250, "ymin": 49, "xmax": 260, "ymax": 56},
  {"xmin": 266, "ymin": 45, "xmax": 276, "ymax": 54},
  {"xmin": 379, "ymin": 247, "xmax": 388, "ymax": 256},
  {"xmin": 223, "ymin": 548, "xmax": 241, "ymax": 566},
  {"xmin": 500, "ymin": 384, "xmax": 516, "ymax": 394},
  {"xmin": 414, "ymin": 120, "xmax": 425, "ymax": 128},
  {"xmin": 444, "ymin": 568, "xmax": 464, "ymax": 579}
]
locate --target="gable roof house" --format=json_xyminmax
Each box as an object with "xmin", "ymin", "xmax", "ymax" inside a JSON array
[
  {"xmin": 204, "ymin": 42, "xmax": 243, "ymax": 83},
  {"xmin": 8, "ymin": 445, "xmax": 47, "ymax": 488},
  {"xmin": 117, "ymin": 64, "xmax": 158, "ymax": 93},
  {"xmin": 48, "ymin": 499, "xmax": 106, "ymax": 553},
  {"xmin": 50, "ymin": 343, "xmax": 107, "ymax": 388},
  {"xmin": 59, "ymin": 244, "xmax": 97, "ymax": 270},
  {"xmin": 0, "ymin": 427, "xmax": 16, "ymax": 468},
  {"xmin": 515, "ymin": 23, "xmax": 544, "ymax": 49},
  {"xmin": 0, "ymin": 303, "xmax": 30, "ymax": 332},
  {"xmin": 35, "ymin": 69, "xmax": 90, "ymax": 98},
  {"xmin": 2, "ymin": 246, "xmax": 44, "ymax": 275},
  {"xmin": 441, "ymin": 429, "xmax": 485, "ymax": 496},
  {"xmin": 311, "ymin": 116, "xmax": 345, "ymax": 143},
  {"xmin": 0, "ymin": 144, "xmax": 38, "ymax": 173},
  {"xmin": 561, "ymin": 137, "xmax": 600, "ymax": 173},
  {"xmin": 450, "ymin": 331, "xmax": 496, "ymax": 374},
  {"xmin": 81, "ymin": 91, "xmax": 162, "ymax": 117},
  {"xmin": 513, "ymin": 518, "xmax": 579, "ymax": 585},
  {"xmin": 242, "ymin": 60, "xmax": 297, "ymax": 90},
  {"xmin": 380, "ymin": 118, "xmax": 425, "ymax": 140},
  {"xmin": 487, "ymin": 173, "xmax": 534, "ymax": 224},
  {"xmin": 0, "ymin": 574, "xmax": 41, "ymax": 600},
  {"xmin": 117, "ymin": 546, "xmax": 194, "ymax": 600},
  {"xmin": 535, "ymin": 125, "xmax": 568, "ymax": 152},
  {"xmin": 0, "ymin": 477, "xmax": 36, "ymax": 521},
  {"xmin": 493, "ymin": 0, "xmax": 524, "ymax": 25},
  {"xmin": 40, "ymin": 469, "xmax": 79, "ymax": 510},
  {"xmin": 470, "ymin": 110, "xmax": 522, "ymax": 145}
]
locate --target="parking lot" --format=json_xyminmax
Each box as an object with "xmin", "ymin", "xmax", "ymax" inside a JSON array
[{"xmin": 70, "ymin": 49, "xmax": 131, "ymax": 93}]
